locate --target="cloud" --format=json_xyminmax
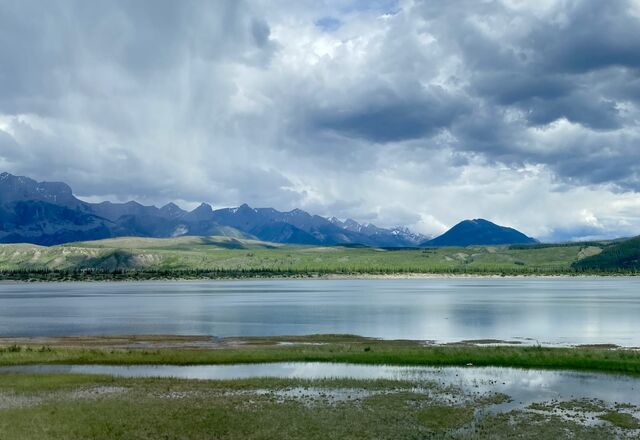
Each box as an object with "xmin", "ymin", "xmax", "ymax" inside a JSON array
[
  {"xmin": 315, "ymin": 17, "xmax": 342, "ymax": 32},
  {"xmin": 0, "ymin": 0, "xmax": 639, "ymax": 239},
  {"xmin": 314, "ymin": 86, "xmax": 468, "ymax": 142},
  {"xmin": 532, "ymin": 0, "xmax": 640, "ymax": 73}
]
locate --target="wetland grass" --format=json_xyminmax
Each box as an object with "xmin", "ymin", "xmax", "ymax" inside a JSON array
[{"xmin": 1, "ymin": 335, "xmax": 640, "ymax": 375}]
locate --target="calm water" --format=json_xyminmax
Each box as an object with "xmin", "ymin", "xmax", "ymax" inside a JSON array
[
  {"xmin": 0, "ymin": 278, "xmax": 638, "ymax": 345},
  {"xmin": 4, "ymin": 363, "xmax": 640, "ymax": 409}
]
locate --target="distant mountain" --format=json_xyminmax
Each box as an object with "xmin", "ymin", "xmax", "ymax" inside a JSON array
[
  {"xmin": 0, "ymin": 172, "xmax": 250, "ymax": 245},
  {"xmin": 0, "ymin": 173, "xmax": 111, "ymax": 245},
  {"xmin": 423, "ymin": 219, "xmax": 536, "ymax": 247},
  {"xmin": 0, "ymin": 199, "xmax": 112, "ymax": 245},
  {"xmin": 388, "ymin": 226, "xmax": 430, "ymax": 246},
  {"xmin": 210, "ymin": 204, "xmax": 427, "ymax": 246},
  {"xmin": 0, "ymin": 172, "xmax": 84, "ymax": 209},
  {"xmin": 328, "ymin": 217, "xmax": 428, "ymax": 246},
  {"xmin": 0, "ymin": 172, "xmax": 426, "ymax": 247}
]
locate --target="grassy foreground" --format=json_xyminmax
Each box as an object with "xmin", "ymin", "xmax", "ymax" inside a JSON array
[
  {"xmin": 2, "ymin": 336, "xmax": 640, "ymax": 439},
  {"xmin": 2, "ymin": 335, "xmax": 640, "ymax": 375},
  {"xmin": 2, "ymin": 373, "xmax": 638, "ymax": 439}
]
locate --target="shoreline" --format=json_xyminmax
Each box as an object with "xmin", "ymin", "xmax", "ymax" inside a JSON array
[
  {"xmin": 0, "ymin": 272, "xmax": 636, "ymax": 284},
  {"xmin": 0, "ymin": 334, "xmax": 636, "ymax": 350},
  {"xmin": 2, "ymin": 334, "xmax": 640, "ymax": 375}
]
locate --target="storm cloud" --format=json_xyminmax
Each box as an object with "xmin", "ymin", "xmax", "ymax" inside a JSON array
[{"xmin": 0, "ymin": 0, "xmax": 639, "ymax": 241}]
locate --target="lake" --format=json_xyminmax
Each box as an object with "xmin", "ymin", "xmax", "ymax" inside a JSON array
[{"xmin": 0, "ymin": 278, "xmax": 638, "ymax": 345}]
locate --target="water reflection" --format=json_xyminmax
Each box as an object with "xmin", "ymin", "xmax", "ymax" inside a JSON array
[
  {"xmin": 3, "ymin": 363, "xmax": 640, "ymax": 408},
  {"xmin": 0, "ymin": 278, "xmax": 639, "ymax": 345}
]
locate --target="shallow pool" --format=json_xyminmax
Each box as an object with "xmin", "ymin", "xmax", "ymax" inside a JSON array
[{"xmin": 3, "ymin": 362, "xmax": 640, "ymax": 409}]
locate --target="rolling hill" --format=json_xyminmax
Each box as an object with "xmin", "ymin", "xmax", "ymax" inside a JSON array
[
  {"xmin": 572, "ymin": 236, "xmax": 640, "ymax": 271},
  {"xmin": 0, "ymin": 234, "xmax": 633, "ymax": 278}
]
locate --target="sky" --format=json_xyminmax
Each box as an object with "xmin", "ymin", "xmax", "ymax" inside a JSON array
[{"xmin": 0, "ymin": 0, "xmax": 639, "ymax": 241}]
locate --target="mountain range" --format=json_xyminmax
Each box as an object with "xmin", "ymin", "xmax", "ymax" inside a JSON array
[
  {"xmin": 0, "ymin": 172, "xmax": 432, "ymax": 247},
  {"xmin": 0, "ymin": 172, "xmax": 539, "ymax": 247}
]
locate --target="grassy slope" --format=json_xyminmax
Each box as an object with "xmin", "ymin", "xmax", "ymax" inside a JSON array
[
  {"xmin": 573, "ymin": 236, "xmax": 640, "ymax": 271},
  {"xmin": 0, "ymin": 235, "xmax": 627, "ymax": 277}
]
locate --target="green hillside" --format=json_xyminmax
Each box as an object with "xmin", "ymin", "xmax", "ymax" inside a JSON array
[
  {"xmin": 0, "ymin": 235, "xmax": 635, "ymax": 279},
  {"xmin": 572, "ymin": 236, "xmax": 640, "ymax": 271}
]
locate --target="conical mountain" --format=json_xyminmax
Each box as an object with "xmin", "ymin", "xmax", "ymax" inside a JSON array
[{"xmin": 423, "ymin": 219, "xmax": 536, "ymax": 247}]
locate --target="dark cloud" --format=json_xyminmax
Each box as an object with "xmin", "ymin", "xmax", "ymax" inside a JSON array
[
  {"xmin": 524, "ymin": 93, "xmax": 621, "ymax": 130},
  {"xmin": 473, "ymin": 73, "xmax": 572, "ymax": 106},
  {"xmin": 403, "ymin": 0, "xmax": 640, "ymax": 190},
  {"xmin": 532, "ymin": 0, "xmax": 640, "ymax": 73},
  {"xmin": 547, "ymin": 225, "xmax": 615, "ymax": 243},
  {"xmin": 0, "ymin": 0, "xmax": 275, "ymax": 114},
  {"xmin": 315, "ymin": 86, "xmax": 468, "ymax": 142}
]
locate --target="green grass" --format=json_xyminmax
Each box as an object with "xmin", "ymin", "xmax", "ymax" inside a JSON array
[
  {"xmin": 2, "ymin": 337, "xmax": 640, "ymax": 375},
  {"xmin": 0, "ymin": 375, "xmax": 450, "ymax": 440},
  {"xmin": 417, "ymin": 405, "xmax": 474, "ymax": 430},
  {"xmin": 0, "ymin": 372, "xmax": 635, "ymax": 439},
  {"xmin": 1, "ymin": 235, "xmax": 636, "ymax": 279},
  {"xmin": 2, "ymin": 337, "xmax": 639, "ymax": 439},
  {"xmin": 599, "ymin": 411, "xmax": 640, "ymax": 429}
]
